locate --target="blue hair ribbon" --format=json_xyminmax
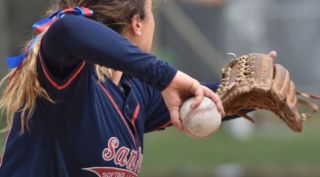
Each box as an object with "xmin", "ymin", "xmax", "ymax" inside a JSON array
[{"xmin": 5, "ymin": 7, "xmax": 94, "ymax": 69}]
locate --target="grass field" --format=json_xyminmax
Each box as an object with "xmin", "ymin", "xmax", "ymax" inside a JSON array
[{"xmin": 140, "ymin": 113, "xmax": 320, "ymax": 177}]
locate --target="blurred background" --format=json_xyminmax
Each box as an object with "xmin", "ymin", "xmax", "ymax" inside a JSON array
[{"xmin": 1, "ymin": 0, "xmax": 320, "ymax": 176}]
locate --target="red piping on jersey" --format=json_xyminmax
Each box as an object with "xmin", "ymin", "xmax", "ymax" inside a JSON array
[
  {"xmin": 131, "ymin": 104, "xmax": 140, "ymax": 127},
  {"xmin": 98, "ymin": 81, "xmax": 137, "ymax": 147},
  {"xmin": 157, "ymin": 121, "xmax": 172, "ymax": 131},
  {"xmin": 39, "ymin": 54, "xmax": 86, "ymax": 90}
]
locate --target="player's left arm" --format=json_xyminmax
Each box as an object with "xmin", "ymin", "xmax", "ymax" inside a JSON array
[{"xmin": 201, "ymin": 82, "xmax": 220, "ymax": 92}]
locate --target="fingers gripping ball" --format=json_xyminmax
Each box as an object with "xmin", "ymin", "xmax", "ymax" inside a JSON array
[{"xmin": 180, "ymin": 97, "xmax": 222, "ymax": 139}]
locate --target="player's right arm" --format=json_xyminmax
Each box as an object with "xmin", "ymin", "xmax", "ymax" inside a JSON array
[
  {"xmin": 42, "ymin": 14, "xmax": 176, "ymax": 91},
  {"xmin": 42, "ymin": 14, "xmax": 220, "ymax": 130},
  {"xmin": 143, "ymin": 81, "xmax": 225, "ymax": 133}
]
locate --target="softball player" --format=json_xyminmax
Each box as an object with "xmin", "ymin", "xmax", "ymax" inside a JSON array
[{"xmin": 0, "ymin": 0, "xmax": 225, "ymax": 176}]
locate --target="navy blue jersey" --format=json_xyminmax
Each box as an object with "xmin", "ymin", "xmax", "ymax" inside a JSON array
[{"xmin": 0, "ymin": 14, "xmax": 221, "ymax": 177}]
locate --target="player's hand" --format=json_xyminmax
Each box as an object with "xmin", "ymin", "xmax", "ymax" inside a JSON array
[{"xmin": 161, "ymin": 71, "xmax": 225, "ymax": 131}]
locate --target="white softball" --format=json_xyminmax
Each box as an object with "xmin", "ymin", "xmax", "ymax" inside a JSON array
[{"xmin": 180, "ymin": 97, "xmax": 222, "ymax": 139}]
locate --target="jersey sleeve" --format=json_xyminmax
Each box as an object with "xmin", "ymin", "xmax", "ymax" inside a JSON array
[
  {"xmin": 143, "ymin": 85, "xmax": 171, "ymax": 133},
  {"xmin": 201, "ymin": 81, "xmax": 220, "ymax": 92},
  {"xmin": 41, "ymin": 14, "xmax": 177, "ymax": 91}
]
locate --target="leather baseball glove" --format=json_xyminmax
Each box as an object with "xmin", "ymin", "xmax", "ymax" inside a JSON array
[{"xmin": 216, "ymin": 53, "xmax": 320, "ymax": 132}]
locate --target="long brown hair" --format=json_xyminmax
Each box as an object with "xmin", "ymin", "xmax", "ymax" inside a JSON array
[{"xmin": 0, "ymin": 0, "xmax": 146, "ymax": 133}]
